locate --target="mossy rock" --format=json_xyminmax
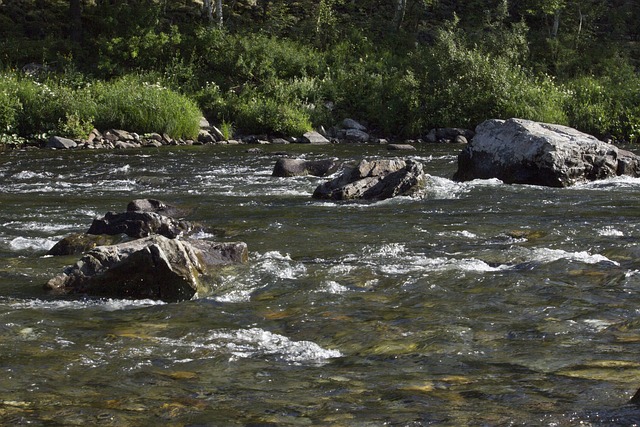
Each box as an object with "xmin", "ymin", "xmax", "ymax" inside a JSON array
[{"xmin": 47, "ymin": 233, "xmax": 125, "ymax": 256}]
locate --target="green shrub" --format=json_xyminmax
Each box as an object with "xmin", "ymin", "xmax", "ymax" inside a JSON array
[
  {"xmin": 419, "ymin": 25, "xmax": 567, "ymax": 130},
  {"xmin": 564, "ymin": 64, "xmax": 640, "ymax": 142},
  {"xmin": 91, "ymin": 75, "xmax": 202, "ymax": 139},
  {"xmin": 192, "ymin": 29, "xmax": 325, "ymax": 91},
  {"xmin": 0, "ymin": 73, "xmax": 22, "ymax": 136},
  {"xmin": 193, "ymin": 81, "xmax": 227, "ymax": 123},
  {"xmin": 8, "ymin": 75, "xmax": 96, "ymax": 139},
  {"xmin": 225, "ymin": 88, "xmax": 312, "ymax": 136}
]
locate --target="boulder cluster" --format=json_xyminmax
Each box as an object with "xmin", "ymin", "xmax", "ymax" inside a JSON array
[{"xmin": 44, "ymin": 199, "xmax": 247, "ymax": 302}]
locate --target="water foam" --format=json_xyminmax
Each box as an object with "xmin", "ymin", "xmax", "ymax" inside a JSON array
[
  {"xmin": 597, "ymin": 226, "xmax": 624, "ymax": 237},
  {"xmin": 254, "ymin": 251, "xmax": 307, "ymax": 280},
  {"xmin": 9, "ymin": 236, "xmax": 57, "ymax": 252},
  {"xmin": 521, "ymin": 247, "xmax": 619, "ymax": 266},
  {"xmin": 208, "ymin": 328, "xmax": 342, "ymax": 364}
]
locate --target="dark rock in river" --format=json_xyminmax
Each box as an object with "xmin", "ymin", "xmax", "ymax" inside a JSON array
[
  {"xmin": 126, "ymin": 198, "xmax": 186, "ymax": 218},
  {"xmin": 426, "ymin": 127, "xmax": 474, "ymax": 144},
  {"xmin": 312, "ymin": 158, "xmax": 425, "ymax": 201},
  {"xmin": 44, "ymin": 235, "xmax": 248, "ymax": 302},
  {"xmin": 453, "ymin": 118, "xmax": 640, "ymax": 187},
  {"xmin": 272, "ymin": 158, "xmax": 341, "ymax": 177},
  {"xmin": 87, "ymin": 211, "xmax": 191, "ymax": 239}
]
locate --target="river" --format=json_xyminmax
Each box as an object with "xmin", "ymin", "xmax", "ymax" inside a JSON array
[{"xmin": 2, "ymin": 143, "xmax": 640, "ymax": 425}]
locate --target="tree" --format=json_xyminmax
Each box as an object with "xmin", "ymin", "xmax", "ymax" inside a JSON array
[{"xmin": 203, "ymin": 0, "xmax": 223, "ymax": 27}]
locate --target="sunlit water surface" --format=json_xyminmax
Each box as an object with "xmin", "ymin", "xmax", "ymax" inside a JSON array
[{"xmin": 2, "ymin": 144, "xmax": 640, "ymax": 426}]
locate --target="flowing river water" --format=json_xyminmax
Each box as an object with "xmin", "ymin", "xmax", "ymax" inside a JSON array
[{"xmin": 2, "ymin": 143, "xmax": 640, "ymax": 426}]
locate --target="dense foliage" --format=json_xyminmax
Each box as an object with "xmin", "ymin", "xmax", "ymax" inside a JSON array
[{"xmin": 0, "ymin": 0, "xmax": 638, "ymax": 142}]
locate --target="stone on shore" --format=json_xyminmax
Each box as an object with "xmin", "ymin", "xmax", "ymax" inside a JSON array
[
  {"xmin": 302, "ymin": 131, "xmax": 331, "ymax": 145},
  {"xmin": 453, "ymin": 118, "xmax": 640, "ymax": 187},
  {"xmin": 312, "ymin": 158, "xmax": 425, "ymax": 201},
  {"xmin": 47, "ymin": 136, "xmax": 77, "ymax": 149}
]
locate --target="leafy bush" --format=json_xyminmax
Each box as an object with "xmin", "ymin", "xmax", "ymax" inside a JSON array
[
  {"xmin": 91, "ymin": 75, "xmax": 202, "ymax": 139},
  {"xmin": 564, "ymin": 63, "xmax": 640, "ymax": 142},
  {"xmin": 419, "ymin": 25, "xmax": 567, "ymax": 130},
  {"xmin": 0, "ymin": 73, "xmax": 22, "ymax": 136},
  {"xmin": 224, "ymin": 87, "xmax": 312, "ymax": 136},
  {"xmin": 7, "ymin": 75, "xmax": 96, "ymax": 139}
]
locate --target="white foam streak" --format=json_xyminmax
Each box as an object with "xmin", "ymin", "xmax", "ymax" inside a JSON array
[
  {"xmin": 9, "ymin": 236, "xmax": 57, "ymax": 252},
  {"xmin": 5, "ymin": 298, "xmax": 166, "ymax": 311},
  {"xmin": 208, "ymin": 328, "xmax": 342, "ymax": 364},
  {"xmin": 597, "ymin": 226, "xmax": 624, "ymax": 237},
  {"xmin": 523, "ymin": 247, "xmax": 619, "ymax": 266}
]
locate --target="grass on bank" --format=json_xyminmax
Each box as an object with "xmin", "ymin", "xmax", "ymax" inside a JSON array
[{"xmin": 0, "ymin": 73, "xmax": 202, "ymax": 141}]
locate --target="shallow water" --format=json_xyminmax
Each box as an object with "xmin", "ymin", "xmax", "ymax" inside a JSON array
[{"xmin": 2, "ymin": 143, "xmax": 640, "ymax": 425}]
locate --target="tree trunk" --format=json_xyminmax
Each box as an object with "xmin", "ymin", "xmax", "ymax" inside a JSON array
[
  {"xmin": 69, "ymin": 0, "xmax": 82, "ymax": 44},
  {"xmin": 393, "ymin": 0, "xmax": 407, "ymax": 30},
  {"xmin": 203, "ymin": 0, "xmax": 214, "ymax": 24},
  {"xmin": 216, "ymin": 0, "xmax": 223, "ymax": 28},
  {"xmin": 551, "ymin": 9, "xmax": 560, "ymax": 38},
  {"xmin": 576, "ymin": 5, "xmax": 583, "ymax": 46}
]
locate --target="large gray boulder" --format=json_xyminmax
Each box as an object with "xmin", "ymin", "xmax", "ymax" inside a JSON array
[
  {"xmin": 453, "ymin": 118, "xmax": 640, "ymax": 187},
  {"xmin": 44, "ymin": 235, "xmax": 248, "ymax": 302},
  {"xmin": 272, "ymin": 158, "xmax": 341, "ymax": 177},
  {"xmin": 312, "ymin": 158, "xmax": 425, "ymax": 201}
]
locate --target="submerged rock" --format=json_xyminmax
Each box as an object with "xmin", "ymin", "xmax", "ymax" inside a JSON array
[
  {"xmin": 453, "ymin": 118, "xmax": 640, "ymax": 187},
  {"xmin": 312, "ymin": 158, "xmax": 425, "ymax": 201},
  {"xmin": 44, "ymin": 235, "xmax": 248, "ymax": 302},
  {"xmin": 272, "ymin": 158, "xmax": 341, "ymax": 177}
]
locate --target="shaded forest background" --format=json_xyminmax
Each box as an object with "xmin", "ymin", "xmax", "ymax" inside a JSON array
[{"xmin": 1, "ymin": 0, "xmax": 639, "ymax": 142}]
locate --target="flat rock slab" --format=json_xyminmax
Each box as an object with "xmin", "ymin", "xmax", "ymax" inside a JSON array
[{"xmin": 453, "ymin": 118, "xmax": 640, "ymax": 187}]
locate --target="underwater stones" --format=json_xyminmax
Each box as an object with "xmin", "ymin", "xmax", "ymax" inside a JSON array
[
  {"xmin": 312, "ymin": 158, "xmax": 425, "ymax": 201},
  {"xmin": 44, "ymin": 235, "xmax": 247, "ymax": 302},
  {"xmin": 453, "ymin": 118, "xmax": 640, "ymax": 187},
  {"xmin": 387, "ymin": 144, "xmax": 417, "ymax": 151},
  {"xmin": 272, "ymin": 158, "xmax": 341, "ymax": 177}
]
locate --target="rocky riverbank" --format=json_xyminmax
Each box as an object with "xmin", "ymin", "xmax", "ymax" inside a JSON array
[{"xmin": 1, "ymin": 118, "xmax": 474, "ymax": 152}]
